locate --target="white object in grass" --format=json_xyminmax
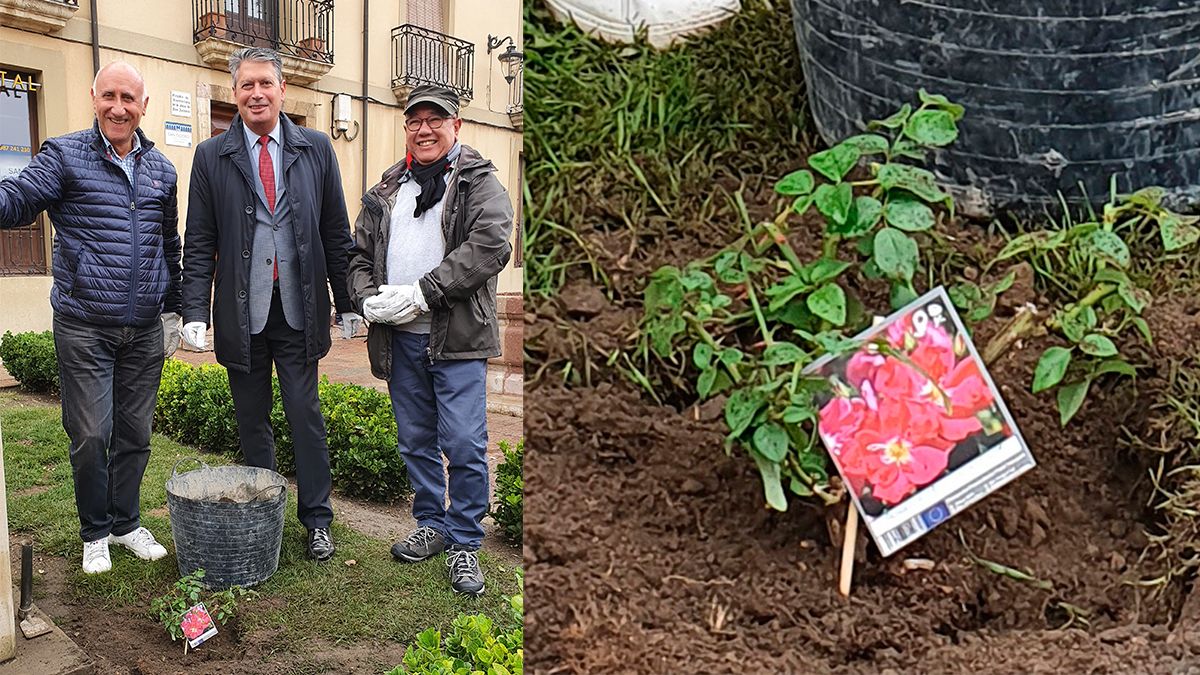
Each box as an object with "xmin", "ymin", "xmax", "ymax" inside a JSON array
[{"xmin": 546, "ymin": 0, "xmax": 741, "ymax": 49}]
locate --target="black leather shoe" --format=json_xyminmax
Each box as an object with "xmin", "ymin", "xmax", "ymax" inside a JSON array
[{"xmin": 306, "ymin": 527, "xmax": 335, "ymax": 562}]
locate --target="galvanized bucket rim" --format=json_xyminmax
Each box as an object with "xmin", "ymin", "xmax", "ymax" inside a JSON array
[{"xmin": 165, "ymin": 457, "xmax": 287, "ymax": 505}]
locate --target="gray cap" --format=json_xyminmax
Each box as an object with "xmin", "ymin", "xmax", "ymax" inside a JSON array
[{"xmin": 405, "ymin": 84, "xmax": 459, "ymax": 117}]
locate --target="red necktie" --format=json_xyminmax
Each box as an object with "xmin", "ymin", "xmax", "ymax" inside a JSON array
[{"xmin": 258, "ymin": 135, "xmax": 278, "ymax": 281}]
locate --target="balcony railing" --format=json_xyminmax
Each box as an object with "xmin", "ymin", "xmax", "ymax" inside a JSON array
[
  {"xmin": 192, "ymin": 0, "xmax": 334, "ymax": 64},
  {"xmin": 0, "ymin": 224, "xmax": 47, "ymax": 276},
  {"xmin": 391, "ymin": 24, "xmax": 473, "ymax": 102}
]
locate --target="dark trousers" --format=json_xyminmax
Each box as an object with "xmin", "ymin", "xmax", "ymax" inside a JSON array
[
  {"xmin": 53, "ymin": 313, "xmax": 164, "ymax": 542},
  {"xmin": 388, "ymin": 330, "xmax": 489, "ymax": 549},
  {"xmin": 227, "ymin": 290, "xmax": 333, "ymax": 529}
]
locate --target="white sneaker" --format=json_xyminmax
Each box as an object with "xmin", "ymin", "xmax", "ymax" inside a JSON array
[
  {"xmin": 82, "ymin": 539, "xmax": 111, "ymax": 574},
  {"xmin": 108, "ymin": 527, "xmax": 168, "ymax": 561}
]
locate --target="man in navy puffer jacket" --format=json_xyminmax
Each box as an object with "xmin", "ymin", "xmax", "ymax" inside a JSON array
[{"xmin": 0, "ymin": 62, "xmax": 180, "ymax": 575}]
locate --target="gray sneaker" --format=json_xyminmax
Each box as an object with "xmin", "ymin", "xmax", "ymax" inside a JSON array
[
  {"xmin": 446, "ymin": 547, "xmax": 485, "ymax": 596},
  {"xmin": 391, "ymin": 526, "xmax": 446, "ymax": 562}
]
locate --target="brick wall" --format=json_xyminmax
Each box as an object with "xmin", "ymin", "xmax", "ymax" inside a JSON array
[{"xmin": 487, "ymin": 292, "xmax": 523, "ymax": 400}]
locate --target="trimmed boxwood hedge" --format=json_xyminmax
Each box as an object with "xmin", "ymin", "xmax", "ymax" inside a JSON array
[
  {"xmin": 156, "ymin": 358, "xmax": 411, "ymax": 501},
  {"xmin": 0, "ymin": 330, "xmax": 59, "ymax": 393},
  {"xmin": 490, "ymin": 439, "xmax": 524, "ymax": 546}
]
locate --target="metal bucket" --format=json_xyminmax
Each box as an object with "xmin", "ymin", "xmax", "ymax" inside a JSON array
[{"xmin": 165, "ymin": 458, "xmax": 287, "ymax": 590}]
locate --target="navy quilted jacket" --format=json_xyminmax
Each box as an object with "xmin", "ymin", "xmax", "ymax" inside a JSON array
[{"xmin": 0, "ymin": 122, "xmax": 181, "ymax": 327}]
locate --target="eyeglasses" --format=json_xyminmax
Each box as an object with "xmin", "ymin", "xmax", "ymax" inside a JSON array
[{"xmin": 405, "ymin": 116, "xmax": 447, "ymax": 132}]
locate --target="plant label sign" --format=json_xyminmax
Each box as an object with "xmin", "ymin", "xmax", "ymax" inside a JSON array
[
  {"xmin": 181, "ymin": 602, "xmax": 218, "ymax": 648},
  {"xmin": 805, "ymin": 286, "xmax": 1035, "ymax": 556}
]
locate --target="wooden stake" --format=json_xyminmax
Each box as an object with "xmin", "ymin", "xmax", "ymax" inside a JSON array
[{"xmin": 838, "ymin": 502, "xmax": 859, "ymax": 598}]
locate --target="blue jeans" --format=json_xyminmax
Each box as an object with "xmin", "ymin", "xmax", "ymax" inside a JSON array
[
  {"xmin": 53, "ymin": 313, "xmax": 164, "ymax": 542},
  {"xmin": 388, "ymin": 330, "xmax": 489, "ymax": 550}
]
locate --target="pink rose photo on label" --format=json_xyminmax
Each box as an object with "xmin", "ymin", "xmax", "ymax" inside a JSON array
[
  {"xmin": 807, "ymin": 287, "xmax": 1034, "ymax": 556},
  {"xmin": 180, "ymin": 602, "xmax": 218, "ymax": 648}
]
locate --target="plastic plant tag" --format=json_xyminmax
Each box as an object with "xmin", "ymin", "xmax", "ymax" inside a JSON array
[
  {"xmin": 181, "ymin": 602, "xmax": 218, "ymax": 649},
  {"xmin": 804, "ymin": 286, "xmax": 1035, "ymax": 556}
]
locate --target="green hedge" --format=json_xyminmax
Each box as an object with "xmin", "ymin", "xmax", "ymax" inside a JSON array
[
  {"xmin": 2, "ymin": 330, "xmax": 414, "ymax": 502},
  {"xmin": 490, "ymin": 439, "xmax": 523, "ymax": 546},
  {"xmin": 156, "ymin": 358, "xmax": 411, "ymax": 501},
  {"xmin": 0, "ymin": 330, "xmax": 59, "ymax": 393}
]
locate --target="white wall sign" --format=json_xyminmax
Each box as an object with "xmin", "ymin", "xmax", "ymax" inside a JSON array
[
  {"xmin": 164, "ymin": 121, "xmax": 192, "ymax": 148},
  {"xmin": 170, "ymin": 90, "xmax": 192, "ymax": 117}
]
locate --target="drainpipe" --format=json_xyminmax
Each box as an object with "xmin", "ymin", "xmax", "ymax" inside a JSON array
[
  {"xmin": 89, "ymin": 0, "xmax": 100, "ymax": 74},
  {"xmin": 361, "ymin": 0, "xmax": 369, "ymax": 194}
]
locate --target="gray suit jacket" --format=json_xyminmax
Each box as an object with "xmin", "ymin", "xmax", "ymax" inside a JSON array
[{"xmin": 248, "ymin": 175, "xmax": 302, "ymax": 333}]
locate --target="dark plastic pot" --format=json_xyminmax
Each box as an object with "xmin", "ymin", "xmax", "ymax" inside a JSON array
[
  {"xmin": 792, "ymin": 0, "xmax": 1200, "ymax": 214},
  {"xmin": 165, "ymin": 458, "xmax": 287, "ymax": 590}
]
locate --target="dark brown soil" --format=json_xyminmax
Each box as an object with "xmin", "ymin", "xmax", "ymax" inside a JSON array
[{"xmin": 524, "ymin": 209, "xmax": 1200, "ymax": 672}]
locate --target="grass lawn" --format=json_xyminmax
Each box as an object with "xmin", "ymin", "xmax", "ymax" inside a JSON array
[{"xmin": 0, "ymin": 390, "xmax": 521, "ymax": 650}]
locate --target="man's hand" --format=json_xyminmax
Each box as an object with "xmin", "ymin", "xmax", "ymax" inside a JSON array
[
  {"xmin": 182, "ymin": 322, "xmax": 207, "ymax": 350},
  {"xmin": 339, "ymin": 312, "xmax": 363, "ymax": 339},
  {"xmin": 161, "ymin": 312, "xmax": 182, "ymax": 358}
]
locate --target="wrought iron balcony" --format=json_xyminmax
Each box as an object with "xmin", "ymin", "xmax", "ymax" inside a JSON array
[
  {"xmin": 0, "ymin": 0, "xmax": 79, "ymax": 33},
  {"xmin": 192, "ymin": 0, "xmax": 334, "ymax": 85},
  {"xmin": 391, "ymin": 24, "xmax": 474, "ymax": 103}
]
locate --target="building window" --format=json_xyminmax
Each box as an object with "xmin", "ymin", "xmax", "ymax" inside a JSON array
[
  {"xmin": 0, "ymin": 71, "xmax": 47, "ymax": 276},
  {"xmin": 406, "ymin": 0, "xmax": 445, "ymax": 32}
]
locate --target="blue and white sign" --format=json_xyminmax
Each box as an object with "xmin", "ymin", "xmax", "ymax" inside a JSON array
[{"xmin": 164, "ymin": 121, "xmax": 192, "ymax": 148}]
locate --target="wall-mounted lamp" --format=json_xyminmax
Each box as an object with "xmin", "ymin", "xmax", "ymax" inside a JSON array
[
  {"xmin": 487, "ymin": 34, "xmax": 524, "ymax": 85},
  {"xmin": 330, "ymin": 93, "xmax": 360, "ymax": 141}
]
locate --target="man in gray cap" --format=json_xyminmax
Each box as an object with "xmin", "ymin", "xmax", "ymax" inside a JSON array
[{"xmin": 348, "ymin": 84, "xmax": 513, "ymax": 595}]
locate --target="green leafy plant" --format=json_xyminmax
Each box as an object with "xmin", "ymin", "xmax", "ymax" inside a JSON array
[
  {"xmin": 778, "ymin": 88, "xmax": 961, "ymax": 307},
  {"xmin": 948, "ymin": 270, "xmax": 1017, "ymax": 324},
  {"xmin": 987, "ymin": 182, "xmax": 1196, "ymax": 425},
  {"xmin": 393, "ymin": 573, "xmax": 524, "ymax": 675},
  {"xmin": 490, "ymin": 439, "xmax": 524, "ymax": 546},
  {"xmin": 149, "ymin": 569, "xmax": 256, "ymax": 646},
  {"xmin": 0, "ymin": 330, "xmax": 59, "ymax": 393},
  {"xmin": 638, "ymin": 94, "xmax": 961, "ymax": 511}
]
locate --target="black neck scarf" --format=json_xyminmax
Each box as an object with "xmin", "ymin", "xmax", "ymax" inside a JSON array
[{"xmin": 409, "ymin": 156, "xmax": 451, "ymax": 218}]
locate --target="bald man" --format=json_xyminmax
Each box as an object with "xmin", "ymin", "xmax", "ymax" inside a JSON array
[{"xmin": 0, "ymin": 61, "xmax": 180, "ymax": 575}]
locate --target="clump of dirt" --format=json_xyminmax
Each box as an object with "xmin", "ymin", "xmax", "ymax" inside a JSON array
[{"xmin": 1143, "ymin": 294, "xmax": 1200, "ymax": 363}]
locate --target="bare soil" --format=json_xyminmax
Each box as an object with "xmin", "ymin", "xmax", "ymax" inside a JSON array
[{"xmin": 524, "ymin": 208, "xmax": 1200, "ymax": 672}]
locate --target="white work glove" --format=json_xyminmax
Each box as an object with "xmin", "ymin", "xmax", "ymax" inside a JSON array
[
  {"xmin": 364, "ymin": 285, "xmax": 412, "ymax": 317},
  {"xmin": 363, "ymin": 284, "xmax": 425, "ymax": 325},
  {"xmin": 339, "ymin": 312, "xmax": 363, "ymax": 339},
  {"xmin": 182, "ymin": 321, "xmax": 207, "ymax": 350},
  {"xmin": 161, "ymin": 312, "xmax": 182, "ymax": 358}
]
